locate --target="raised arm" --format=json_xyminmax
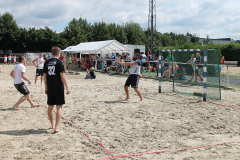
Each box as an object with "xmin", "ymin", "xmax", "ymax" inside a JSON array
[{"xmin": 115, "ymin": 57, "xmax": 137, "ymax": 66}]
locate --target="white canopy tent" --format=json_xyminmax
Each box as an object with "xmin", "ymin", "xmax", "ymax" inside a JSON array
[{"xmin": 61, "ymin": 40, "xmax": 131, "ymax": 58}]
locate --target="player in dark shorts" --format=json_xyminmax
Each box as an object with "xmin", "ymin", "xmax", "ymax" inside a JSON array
[
  {"xmin": 115, "ymin": 53, "xmax": 143, "ymax": 102},
  {"xmin": 43, "ymin": 46, "xmax": 70, "ymax": 133},
  {"xmin": 10, "ymin": 55, "xmax": 37, "ymax": 110}
]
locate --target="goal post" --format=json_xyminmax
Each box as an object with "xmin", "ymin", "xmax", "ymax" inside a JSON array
[{"xmin": 158, "ymin": 49, "xmax": 221, "ymax": 101}]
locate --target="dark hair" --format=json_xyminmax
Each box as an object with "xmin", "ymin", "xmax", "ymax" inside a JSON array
[
  {"xmin": 134, "ymin": 53, "xmax": 140, "ymax": 57},
  {"xmin": 18, "ymin": 55, "xmax": 25, "ymax": 62}
]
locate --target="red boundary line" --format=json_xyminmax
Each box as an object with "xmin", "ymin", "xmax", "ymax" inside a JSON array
[
  {"xmin": 98, "ymin": 140, "xmax": 240, "ymax": 160},
  {"xmin": 44, "ymin": 106, "xmax": 115, "ymax": 158}
]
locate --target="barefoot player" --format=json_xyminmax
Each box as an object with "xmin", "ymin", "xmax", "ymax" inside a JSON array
[
  {"xmin": 10, "ymin": 55, "xmax": 37, "ymax": 110},
  {"xmin": 44, "ymin": 46, "xmax": 70, "ymax": 132},
  {"xmin": 115, "ymin": 53, "xmax": 143, "ymax": 102},
  {"xmin": 32, "ymin": 53, "xmax": 45, "ymax": 85}
]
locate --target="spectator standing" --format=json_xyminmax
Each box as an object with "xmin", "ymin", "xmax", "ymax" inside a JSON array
[
  {"xmin": 96, "ymin": 54, "xmax": 100, "ymax": 69},
  {"xmin": 3, "ymin": 55, "xmax": 7, "ymax": 65},
  {"xmin": 221, "ymin": 56, "xmax": 225, "ymax": 64},
  {"xmin": 186, "ymin": 54, "xmax": 197, "ymax": 82},
  {"xmin": 67, "ymin": 55, "xmax": 72, "ymax": 70},
  {"xmin": 167, "ymin": 51, "xmax": 173, "ymax": 62},
  {"xmin": 13, "ymin": 55, "xmax": 17, "ymax": 65},
  {"xmin": 111, "ymin": 53, "xmax": 116, "ymax": 65},
  {"xmin": 141, "ymin": 52, "xmax": 146, "ymax": 72},
  {"xmin": 8, "ymin": 54, "xmax": 12, "ymax": 65},
  {"xmin": 195, "ymin": 53, "xmax": 204, "ymax": 83}
]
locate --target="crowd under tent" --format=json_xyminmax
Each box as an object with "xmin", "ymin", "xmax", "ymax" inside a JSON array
[{"xmin": 61, "ymin": 40, "xmax": 131, "ymax": 59}]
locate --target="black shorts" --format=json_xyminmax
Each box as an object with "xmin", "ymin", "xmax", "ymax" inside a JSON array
[
  {"xmin": 36, "ymin": 69, "xmax": 44, "ymax": 76},
  {"xmin": 14, "ymin": 82, "xmax": 30, "ymax": 95},
  {"xmin": 47, "ymin": 90, "xmax": 65, "ymax": 106},
  {"xmin": 142, "ymin": 63, "xmax": 146, "ymax": 67},
  {"xmin": 125, "ymin": 75, "xmax": 140, "ymax": 88}
]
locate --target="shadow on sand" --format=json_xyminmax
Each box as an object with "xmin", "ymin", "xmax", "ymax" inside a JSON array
[{"xmin": 0, "ymin": 129, "xmax": 50, "ymax": 136}]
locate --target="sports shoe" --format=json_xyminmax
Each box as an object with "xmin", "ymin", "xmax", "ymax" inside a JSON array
[
  {"xmin": 195, "ymin": 80, "xmax": 198, "ymax": 83},
  {"xmin": 188, "ymin": 79, "xmax": 192, "ymax": 82},
  {"xmin": 199, "ymin": 81, "xmax": 203, "ymax": 84}
]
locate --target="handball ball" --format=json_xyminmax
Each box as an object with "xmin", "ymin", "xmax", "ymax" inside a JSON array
[{"xmin": 140, "ymin": 75, "xmax": 142, "ymax": 78}]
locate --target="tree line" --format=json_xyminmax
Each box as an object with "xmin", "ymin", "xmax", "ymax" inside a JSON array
[{"xmin": 0, "ymin": 12, "xmax": 200, "ymax": 54}]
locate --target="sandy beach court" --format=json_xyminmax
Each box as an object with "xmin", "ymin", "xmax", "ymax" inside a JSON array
[{"xmin": 1, "ymin": 65, "xmax": 240, "ymax": 160}]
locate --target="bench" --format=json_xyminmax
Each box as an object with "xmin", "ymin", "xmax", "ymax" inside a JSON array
[{"xmin": 224, "ymin": 61, "xmax": 238, "ymax": 67}]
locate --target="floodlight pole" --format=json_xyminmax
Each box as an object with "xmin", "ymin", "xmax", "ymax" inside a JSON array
[{"xmin": 148, "ymin": 0, "xmax": 156, "ymax": 56}]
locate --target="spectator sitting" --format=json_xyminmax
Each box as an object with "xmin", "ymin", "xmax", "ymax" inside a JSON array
[
  {"xmin": 103, "ymin": 62, "xmax": 111, "ymax": 74},
  {"xmin": 85, "ymin": 67, "xmax": 96, "ymax": 79},
  {"xmin": 173, "ymin": 62, "xmax": 179, "ymax": 78}
]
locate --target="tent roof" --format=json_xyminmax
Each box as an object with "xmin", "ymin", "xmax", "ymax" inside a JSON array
[{"xmin": 61, "ymin": 40, "xmax": 131, "ymax": 54}]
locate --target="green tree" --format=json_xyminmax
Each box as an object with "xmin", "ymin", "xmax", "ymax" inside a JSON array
[
  {"xmin": 91, "ymin": 21, "xmax": 110, "ymax": 41},
  {"xmin": 63, "ymin": 18, "xmax": 86, "ymax": 46},
  {"xmin": 124, "ymin": 21, "xmax": 146, "ymax": 45},
  {"xmin": 0, "ymin": 12, "xmax": 19, "ymax": 52}
]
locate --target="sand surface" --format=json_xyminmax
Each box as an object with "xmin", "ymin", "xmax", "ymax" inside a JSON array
[{"xmin": 0, "ymin": 65, "xmax": 240, "ymax": 160}]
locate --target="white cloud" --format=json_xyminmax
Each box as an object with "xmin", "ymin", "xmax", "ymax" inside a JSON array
[{"xmin": 0, "ymin": 0, "xmax": 240, "ymax": 40}]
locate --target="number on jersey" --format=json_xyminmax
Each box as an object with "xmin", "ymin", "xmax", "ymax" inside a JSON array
[{"xmin": 48, "ymin": 66, "xmax": 56, "ymax": 75}]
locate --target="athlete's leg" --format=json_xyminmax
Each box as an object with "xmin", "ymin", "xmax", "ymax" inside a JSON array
[
  {"xmin": 124, "ymin": 85, "xmax": 130, "ymax": 100},
  {"xmin": 55, "ymin": 105, "xmax": 62, "ymax": 132},
  {"xmin": 35, "ymin": 76, "xmax": 38, "ymax": 84},
  {"xmin": 48, "ymin": 105, "xmax": 55, "ymax": 129},
  {"xmin": 26, "ymin": 95, "xmax": 36, "ymax": 107},
  {"xmin": 13, "ymin": 94, "xmax": 29, "ymax": 109},
  {"xmin": 134, "ymin": 88, "xmax": 143, "ymax": 102},
  {"xmin": 40, "ymin": 75, "xmax": 43, "ymax": 85}
]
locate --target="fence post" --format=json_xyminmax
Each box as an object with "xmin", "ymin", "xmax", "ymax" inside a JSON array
[{"xmin": 158, "ymin": 51, "xmax": 162, "ymax": 93}]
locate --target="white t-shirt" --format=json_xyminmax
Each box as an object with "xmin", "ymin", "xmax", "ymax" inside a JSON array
[
  {"xmin": 4, "ymin": 57, "xmax": 7, "ymax": 62},
  {"xmin": 188, "ymin": 58, "xmax": 196, "ymax": 70},
  {"xmin": 13, "ymin": 63, "xmax": 26, "ymax": 84},
  {"xmin": 130, "ymin": 59, "xmax": 141, "ymax": 75},
  {"xmin": 8, "ymin": 56, "xmax": 11, "ymax": 60},
  {"xmin": 37, "ymin": 57, "xmax": 44, "ymax": 69}
]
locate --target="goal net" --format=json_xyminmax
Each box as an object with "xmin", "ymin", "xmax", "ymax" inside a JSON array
[{"xmin": 158, "ymin": 49, "xmax": 221, "ymax": 100}]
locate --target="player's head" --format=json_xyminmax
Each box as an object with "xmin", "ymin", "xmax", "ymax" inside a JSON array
[
  {"xmin": 133, "ymin": 53, "xmax": 140, "ymax": 60},
  {"xmin": 191, "ymin": 54, "xmax": 194, "ymax": 59},
  {"xmin": 90, "ymin": 67, "xmax": 94, "ymax": 71},
  {"xmin": 196, "ymin": 53, "xmax": 200, "ymax": 57},
  {"xmin": 52, "ymin": 46, "xmax": 61, "ymax": 57},
  {"xmin": 18, "ymin": 55, "xmax": 26, "ymax": 63},
  {"xmin": 39, "ymin": 52, "xmax": 43, "ymax": 58}
]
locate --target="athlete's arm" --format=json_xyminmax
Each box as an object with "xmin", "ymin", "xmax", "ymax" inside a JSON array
[
  {"xmin": 115, "ymin": 57, "xmax": 137, "ymax": 66},
  {"xmin": 43, "ymin": 73, "xmax": 47, "ymax": 94},
  {"xmin": 10, "ymin": 70, "xmax": 14, "ymax": 78},
  {"xmin": 21, "ymin": 72, "xmax": 30, "ymax": 83},
  {"xmin": 60, "ymin": 72, "xmax": 70, "ymax": 95},
  {"xmin": 32, "ymin": 58, "xmax": 38, "ymax": 67}
]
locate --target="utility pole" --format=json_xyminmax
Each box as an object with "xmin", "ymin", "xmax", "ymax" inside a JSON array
[{"xmin": 148, "ymin": 0, "xmax": 156, "ymax": 56}]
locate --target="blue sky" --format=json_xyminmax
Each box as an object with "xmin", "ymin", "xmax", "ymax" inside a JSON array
[{"xmin": 1, "ymin": 0, "xmax": 240, "ymax": 40}]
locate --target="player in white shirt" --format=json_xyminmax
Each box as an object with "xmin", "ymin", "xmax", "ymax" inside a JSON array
[
  {"xmin": 186, "ymin": 54, "xmax": 197, "ymax": 82},
  {"xmin": 3, "ymin": 55, "xmax": 7, "ymax": 65},
  {"xmin": 116, "ymin": 53, "xmax": 143, "ymax": 102},
  {"xmin": 10, "ymin": 55, "xmax": 37, "ymax": 110},
  {"xmin": 32, "ymin": 53, "xmax": 45, "ymax": 85}
]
